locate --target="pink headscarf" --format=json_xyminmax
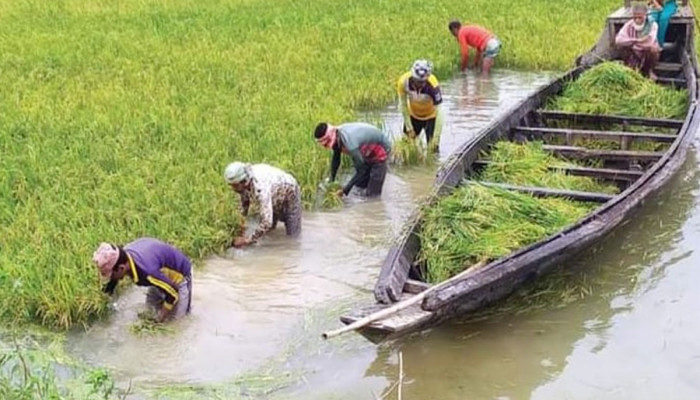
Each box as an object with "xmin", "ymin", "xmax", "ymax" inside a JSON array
[
  {"xmin": 92, "ymin": 242, "xmax": 119, "ymax": 277},
  {"xmin": 316, "ymin": 125, "xmax": 337, "ymax": 149}
]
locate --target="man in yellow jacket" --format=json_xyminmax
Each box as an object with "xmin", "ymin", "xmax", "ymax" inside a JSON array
[{"xmin": 396, "ymin": 59, "xmax": 445, "ymax": 150}]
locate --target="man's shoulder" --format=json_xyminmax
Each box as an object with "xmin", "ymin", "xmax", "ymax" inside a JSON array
[
  {"xmin": 397, "ymin": 71, "xmax": 411, "ymax": 85},
  {"xmin": 427, "ymin": 75, "xmax": 440, "ymax": 87},
  {"xmin": 252, "ymin": 164, "xmax": 297, "ymax": 185}
]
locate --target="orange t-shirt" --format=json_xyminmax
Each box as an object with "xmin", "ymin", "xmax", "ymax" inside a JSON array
[{"xmin": 458, "ymin": 25, "xmax": 493, "ymax": 53}]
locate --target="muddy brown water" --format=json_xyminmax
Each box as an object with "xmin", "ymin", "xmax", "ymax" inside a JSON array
[{"xmin": 66, "ymin": 70, "xmax": 700, "ymax": 400}]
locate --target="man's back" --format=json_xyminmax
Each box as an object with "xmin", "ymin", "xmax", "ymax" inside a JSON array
[{"xmin": 458, "ymin": 25, "xmax": 493, "ymax": 51}]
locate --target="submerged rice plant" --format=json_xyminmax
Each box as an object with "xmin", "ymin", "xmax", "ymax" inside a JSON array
[{"xmin": 316, "ymin": 181, "xmax": 344, "ymax": 210}]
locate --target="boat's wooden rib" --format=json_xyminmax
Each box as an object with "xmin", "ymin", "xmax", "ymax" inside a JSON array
[
  {"xmin": 657, "ymin": 77, "xmax": 687, "ymax": 88},
  {"xmin": 330, "ymin": 3, "xmax": 699, "ymax": 343},
  {"xmin": 535, "ymin": 110, "xmax": 684, "ymax": 129},
  {"xmin": 514, "ymin": 126, "xmax": 677, "ymax": 143},
  {"xmin": 471, "ymin": 160, "xmax": 643, "ymax": 182},
  {"xmin": 654, "ymin": 62, "xmax": 683, "ymax": 72},
  {"xmin": 404, "ymin": 279, "xmax": 431, "ymax": 294},
  {"xmin": 470, "ymin": 181, "xmax": 615, "ymax": 203},
  {"xmin": 655, "ymin": 62, "xmax": 684, "ymax": 72},
  {"xmin": 542, "ymin": 145, "xmax": 665, "ymax": 162}
]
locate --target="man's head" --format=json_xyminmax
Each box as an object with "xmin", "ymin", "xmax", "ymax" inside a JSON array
[
  {"xmin": 410, "ymin": 59, "xmax": 433, "ymax": 88},
  {"xmin": 314, "ymin": 122, "xmax": 338, "ymax": 149},
  {"xmin": 632, "ymin": 3, "xmax": 648, "ymax": 27},
  {"xmin": 448, "ymin": 20, "xmax": 461, "ymax": 37},
  {"xmin": 92, "ymin": 242, "xmax": 129, "ymax": 282},
  {"xmin": 224, "ymin": 162, "xmax": 252, "ymax": 192}
]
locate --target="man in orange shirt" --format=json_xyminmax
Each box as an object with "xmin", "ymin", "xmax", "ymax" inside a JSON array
[{"xmin": 449, "ymin": 20, "xmax": 502, "ymax": 77}]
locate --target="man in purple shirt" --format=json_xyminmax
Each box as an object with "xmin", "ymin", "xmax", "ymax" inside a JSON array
[{"xmin": 92, "ymin": 237, "xmax": 193, "ymax": 323}]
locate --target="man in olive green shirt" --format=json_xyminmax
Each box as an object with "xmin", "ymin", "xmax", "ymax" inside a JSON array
[{"xmin": 313, "ymin": 122, "xmax": 392, "ymax": 198}]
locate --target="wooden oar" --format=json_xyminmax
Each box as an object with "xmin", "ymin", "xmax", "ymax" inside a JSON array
[{"xmin": 322, "ymin": 260, "xmax": 487, "ymax": 339}]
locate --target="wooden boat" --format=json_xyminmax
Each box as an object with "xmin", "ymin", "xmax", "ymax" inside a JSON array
[{"xmin": 326, "ymin": 2, "xmax": 700, "ymax": 343}]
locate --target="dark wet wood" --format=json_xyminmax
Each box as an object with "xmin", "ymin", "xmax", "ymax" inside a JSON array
[
  {"xmin": 655, "ymin": 62, "xmax": 683, "ymax": 73},
  {"xmin": 656, "ymin": 77, "xmax": 688, "ymax": 88},
  {"xmin": 471, "ymin": 181, "xmax": 615, "ymax": 203},
  {"xmin": 542, "ymin": 145, "xmax": 665, "ymax": 162},
  {"xmin": 535, "ymin": 110, "xmax": 684, "ymax": 129},
  {"xmin": 404, "ymin": 279, "xmax": 431, "ymax": 294},
  {"xmin": 374, "ymin": 232, "xmax": 419, "ymax": 304},
  {"xmin": 472, "ymin": 159, "xmax": 644, "ymax": 182},
  {"xmin": 514, "ymin": 126, "xmax": 677, "ymax": 143}
]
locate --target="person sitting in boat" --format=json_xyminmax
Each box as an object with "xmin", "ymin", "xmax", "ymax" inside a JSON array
[
  {"xmin": 615, "ymin": 3, "xmax": 661, "ymax": 80},
  {"xmin": 93, "ymin": 237, "xmax": 193, "ymax": 323},
  {"xmin": 397, "ymin": 59, "xmax": 445, "ymax": 150},
  {"xmin": 313, "ymin": 121, "xmax": 392, "ymax": 198},
  {"xmin": 648, "ymin": 0, "xmax": 677, "ymax": 46},
  {"xmin": 448, "ymin": 19, "xmax": 502, "ymax": 77},
  {"xmin": 224, "ymin": 162, "xmax": 302, "ymax": 248}
]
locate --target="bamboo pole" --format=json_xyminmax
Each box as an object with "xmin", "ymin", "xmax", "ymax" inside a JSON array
[
  {"xmin": 398, "ymin": 352, "xmax": 404, "ymax": 400},
  {"xmin": 321, "ymin": 260, "xmax": 487, "ymax": 339}
]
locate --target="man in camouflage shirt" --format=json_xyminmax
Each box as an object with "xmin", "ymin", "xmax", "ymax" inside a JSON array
[{"xmin": 224, "ymin": 162, "xmax": 302, "ymax": 248}]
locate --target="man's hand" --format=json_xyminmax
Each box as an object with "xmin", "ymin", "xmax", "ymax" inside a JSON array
[
  {"xmin": 335, "ymin": 189, "xmax": 345, "ymax": 197},
  {"xmin": 406, "ymin": 128, "xmax": 417, "ymax": 139},
  {"xmin": 233, "ymin": 236, "xmax": 251, "ymax": 248},
  {"xmin": 156, "ymin": 306, "xmax": 171, "ymax": 323}
]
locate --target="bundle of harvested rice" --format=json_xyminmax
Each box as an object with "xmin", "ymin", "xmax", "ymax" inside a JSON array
[
  {"xmin": 418, "ymin": 183, "xmax": 594, "ymax": 283},
  {"xmin": 548, "ymin": 61, "xmax": 687, "ymax": 119},
  {"xmin": 480, "ymin": 141, "xmax": 619, "ymax": 195}
]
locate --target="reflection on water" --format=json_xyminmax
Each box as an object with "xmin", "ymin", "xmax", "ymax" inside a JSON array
[{"xmin": 66, "ymin": 69, "xmax": 700, "ymax": 400}]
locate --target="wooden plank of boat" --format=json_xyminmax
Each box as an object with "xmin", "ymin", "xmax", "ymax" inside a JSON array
[
  {"xmin": 656, "ymin": 77, "xmax": 688, "ymax": 88},
  {"xmin": 655, "ymin": 62, "xmax": 683, "ymax": 73},
  {"xmin": 469, "ymin": 181, "xmax": 615, "ymax": 203},
  {"xmin": 535, "ymin": 110, "xmax": 684, "ymax": 129},
  {"xmin": 513, "ymin": 126, "xmax": 677, "ymax": 142},
  {"xmin": 339, "ymin": 293, "xmax": 434, "ymax": 334},
  {"xmin": 404, "ymin": 279, "xmax": 431, "ymax": 294},
  {"xmin": 542, "ymin": 145, "xmax": 665, "ymax": 161},
  {"xmin": 471, "ymin": 160, "xmax": 644, "ymax": 182}
]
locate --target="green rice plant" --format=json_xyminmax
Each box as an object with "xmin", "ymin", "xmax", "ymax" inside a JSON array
[
  {"xmin": 418, "ymin": 183, "xmax": 594, "ymax": 283},
  {"xmin": 315, "ymin": 181, "xmax": 344, "ymax": 210},
  {"xmin": 129, "ymin": 319, "xmax": 174, "ymax": 337},
  {"xmin": 391, "ymin": 137, "xmax": 426, "ymax": 166},
  {"xmin": 128, "ymin": 311, "xmax": 174, "ymax": 336},
  {"xmin": 480, "ymin": 141, "xmax": 620, "ymax": 194},
  {"xmin": 548, "ymin": 62, "xmax": 689, "ymax": 119}
]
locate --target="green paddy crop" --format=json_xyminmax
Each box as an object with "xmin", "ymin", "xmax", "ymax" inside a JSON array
[
  {"xmin": 418, "ymin": 141, "xmax": 614, "ymax": 283},
  {"xmin": 480, "ymin": 141, "xmax": 620, "ymax": 194},
  {"xmin": 418, "ymin": 183, "xmax": 594, "ymax": 283},
  {"xmin": 0, "ymin": 0, "xmax": 620, "ymax": 329},
  {"xmin": 548, "ymin": 61, "xmax": 688, "ymax": 119}
]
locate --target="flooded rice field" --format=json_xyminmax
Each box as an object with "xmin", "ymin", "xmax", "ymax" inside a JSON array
[{"xmin": 65, "ymin": 70, "xmax": 700, "ymax": 400}]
